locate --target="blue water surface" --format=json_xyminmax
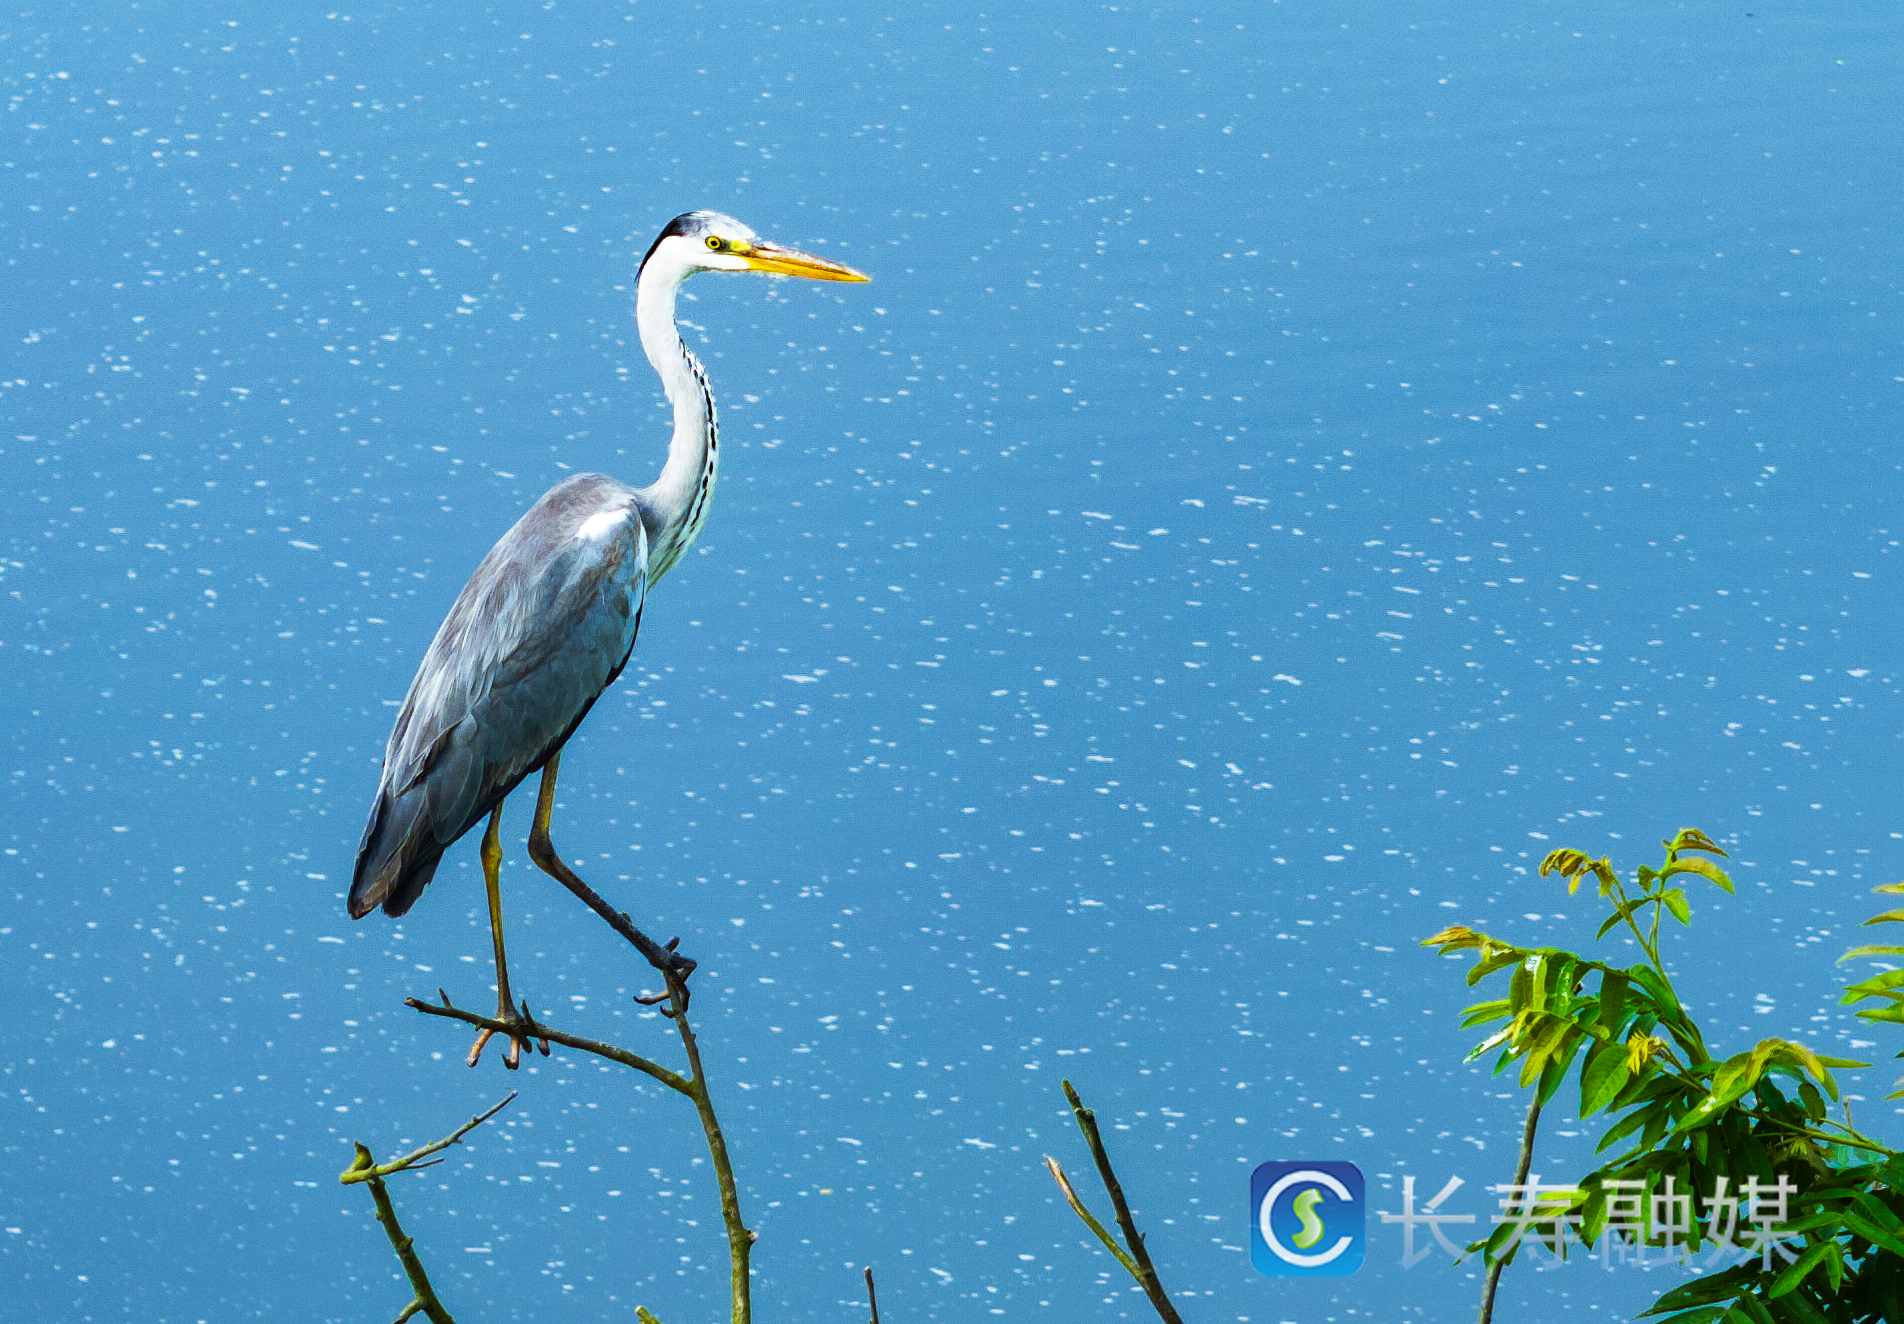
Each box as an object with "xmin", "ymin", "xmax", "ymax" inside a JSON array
[{"xmin": 5, "ymin": 2, "xmax": 1901, "ymax": 1321}]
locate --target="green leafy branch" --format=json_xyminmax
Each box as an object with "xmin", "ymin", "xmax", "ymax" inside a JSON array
[
  {"xmin": 1838, "ymin": 880, "xmax": 1904, "ymax": 1097},
  {"xmin": 1426, "ymin": 827, "xmax": 1904, "ymax": 1324}
]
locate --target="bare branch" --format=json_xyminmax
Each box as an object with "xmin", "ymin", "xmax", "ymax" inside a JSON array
[
  {"xmin": 864, "ymin": 1266, "xmax": 882, "ymax": 1324},
  {"xmin": 337, "ymin": 1092, "xmax": 518, "ymax": 1324},
  {"xmin": 406, "ymin": 991, "xmax": 692, "ymax": 1096},
  {"xmin": 1058, "ymin": 1079, "xmax": 1184, "ymax": 1324},
  {"xmin": 406, "ymin": 963, "xmax": 754, "ymax": 1324},
  {"xmin": 341, "ymin": 1093, "xmax": 516, "ymax": 1186}
]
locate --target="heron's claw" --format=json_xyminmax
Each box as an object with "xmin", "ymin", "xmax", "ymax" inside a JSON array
[
  {"xmin": 466, "ymin": 998, "xmax": 546, "ymax": 1070},
  {"xmin": 633, "ymin": 937, "xmax": 697, "ymax": 1013}
]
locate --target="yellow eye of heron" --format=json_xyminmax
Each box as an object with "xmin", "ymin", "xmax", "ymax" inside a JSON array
[{"xmin": 705, "ymin": 236, "xmax": 723, "ymax": 251}]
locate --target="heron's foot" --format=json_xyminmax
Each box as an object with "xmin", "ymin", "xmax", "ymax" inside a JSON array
[
  {"xmin": 633, "ymin": 937, "xmax": 697, "ymax": 1015},
  {"xmin": 467, "ymin": 997, "xmax": 551, "ymax": 1071}
]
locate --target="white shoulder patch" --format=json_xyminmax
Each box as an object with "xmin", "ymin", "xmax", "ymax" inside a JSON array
[{"xmin": 574, "ymin": 506, "xmax": 631, "ymax": 541}]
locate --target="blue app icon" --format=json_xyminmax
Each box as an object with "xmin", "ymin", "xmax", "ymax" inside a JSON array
[{"xmin": 1249, "ymin": 1161, "xmax": 1365, "ymax": 1277}]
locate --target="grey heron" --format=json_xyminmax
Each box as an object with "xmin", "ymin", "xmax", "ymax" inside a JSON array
[{"xmin": 349, "ymin": 211, "xmax": 869, "ymax": 1067}]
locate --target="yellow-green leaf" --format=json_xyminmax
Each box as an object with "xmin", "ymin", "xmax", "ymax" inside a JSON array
[
  {"xmin": 1423, "ymin": 925, "xmax": 1483, "ymax": 951},
  {"xmin": 1840, "ymin": 969, "xmax": 1904, "ymax": 1002},
  {"xmin": 1663, "ymin": 857, "xmax": 1734, "ymax": 894},
  {"xmin": 1838, "ymin": 944, "xmax": 1904, "ymax": 963},
  {"xmin": 1669, "ymin": 828, "xmax": 1728, "ymax": 858}
]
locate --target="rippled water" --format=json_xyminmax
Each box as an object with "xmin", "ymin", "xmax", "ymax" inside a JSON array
[{"xmin": 5, "ymin": 2, "xmax": 1899, "ymax": 1320}]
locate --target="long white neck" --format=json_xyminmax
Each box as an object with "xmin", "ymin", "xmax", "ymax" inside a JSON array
[{"xmin": 632, "ymin": 249, "xmax": 718, "ymax": 582}]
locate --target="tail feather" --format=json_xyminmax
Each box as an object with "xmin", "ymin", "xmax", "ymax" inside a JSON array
[
  {"xmin": 350, "ymin": 716, "xmax": 487, "ymax": 920},
  {"xmin": 350, "ymin": 781, "xmax": 450, "ymax": 919}
]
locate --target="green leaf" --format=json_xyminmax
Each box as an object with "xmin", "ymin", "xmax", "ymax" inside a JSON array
[
  {"xmin": 1642, "ymin": 1265, "xmax": 1762, "ymax": 1319},
  {"xmin": 1469, "ymin": 949, "xmax": 1525, "ymax": 987},
  {"xmin": 1597, "ymin": 969, "xmax": 1630, "ymax": 1032},
  {"xmin": 1766, "ymin": 1287, "xmax": 1830, "ymax": 1324},
  {"xmin": 1518, "ymin": 1015, "xmax": 1575, "ymax": 1088},
  {"xmin": 1838, "ymin": 968, "xmax": 1904, "ymax": 1002},
  {"xmin": 1767, "ymin": 1239, "xmax": 1834, "ymax": 1299},
  {"xmin": 1859, "ymin": 907, "xmax": 1904, "ymax": 927},
  {"xmin": 1837, "ymin": 944, "xmax": 1904, "ymax": 963},
  {"xmin": 1643, "ymin": 1265, "xmax": 1756, "ymax": 1313},
  {"xmin": 1673, "ymin": 1048, "xmax": 1759, "ymax": 1134},
  {"xmin": 1669, "ymin": 827, "xmax": 1729, "ymax": 858},
  {"xmin": 1627, "ymin": 963, "xmax": 1682, "ymax": 1019},
  {"xmin": 1579, "ymin": 1040, "xmax": 1631, "ymax": 1117},
  {"xmin": 1850, "ymin": 1188, "xmax": 1904, "ymax": 1234},
  {"xmin": 1550, "ymin": 953, "xmax": 1580, "ymax": 1004},
  {"xmin": 1597, "ymin": 1099, "xmax": 1665, "ymax": 1154},
  {"xmin": 1652, "ymin": 1309, "xmax": 1732, "ymax": 1324},
  {"xmin": 1509, "ymin": 959, "xmax": 1534, "ymax": 1013},
  {"xmin": 1841, "ymin": 1210, "xmax": 1904, "ymax": 1258},
  {"xmin": 1755, "ymin": 1039, "xmax": 1860, "ymax": 1101},
  {"xmin": 1423, "ymin": 924, "xmax": 1485, "ymax": 952},
  {"xmin": 1639, "ymin": 1101, "xmax": 1671, "ymax": 1151},
  {"xmin": 1459, "ymin": 999, "xmax": 1513, "ymax": 1029},
  {"xmin": 1809, "ymin": 1053, "xmax": 1865, "ymax": 1069},
  {"xmin": 1661, "ymin": 888, "xmax": 1692, "ymax": 926},
  {"xmin": 1664, "ymin": 857, "xmax": 1734, "ymax": 894},
  {"xmin": 1536, "ymin": 1025, "xmax": 1588, "ymax": 1106},
  {"xmin": 1464, "ymin": 1022, "xmax": 1517, "ymax": 1065}
]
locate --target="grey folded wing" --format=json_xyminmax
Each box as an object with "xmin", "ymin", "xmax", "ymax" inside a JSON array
[{"xmin": 349, "ymin": 477, "xmax": 649, "ymax": 918}]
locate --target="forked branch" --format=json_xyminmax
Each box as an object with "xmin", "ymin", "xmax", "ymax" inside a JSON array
[
  {"xmin": 340, "ymin": 1093, "xmax": 517, "ymax": 1324},
  {"xmin": 1045, "ymin": 1079, "xmax": 1184, "ymax": 1324},
  {"xmin": 407, "ymin": 951, "xmax": 755, "ymax": 1324}
]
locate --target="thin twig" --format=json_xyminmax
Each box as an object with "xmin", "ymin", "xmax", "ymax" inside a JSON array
[
  {"xmin": 407, "ymin": 991, "xmax": 692, "ymax": 1096},
  {"xmin": 1049, "ymin": 1080, "xmax": 1184, "ymax": 1324},
  {"xmin": 1477, "ymin": 1094, "xmax": 1543, "ymax": 1324},
  {"xmin": 340, "ymin": 1097, "xmax": 515, "ymax": 1324},
  {"xmin": 864, "ymin": 1266, "xmax": 881, "ymax": 1324},
  {"xmin": 1046, "ymin": 1155, "xmax": 1140, "ymax": 1274},
  {"xmin": 341, "ymin": 1093, "xmax": 517, "ymax": 1185}
]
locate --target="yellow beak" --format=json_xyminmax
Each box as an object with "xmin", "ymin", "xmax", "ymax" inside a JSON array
[{"xmin": 741, "ymin": 242, "xmax": 871, "ymax": 282}]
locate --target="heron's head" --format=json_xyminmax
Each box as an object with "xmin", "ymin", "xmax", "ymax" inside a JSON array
[{"xmin": 640, "ymin": 210, "xmax": 870, "ymax": 284}]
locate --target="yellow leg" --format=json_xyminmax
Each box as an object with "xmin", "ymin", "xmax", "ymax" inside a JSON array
[
  {"xmin": 466, "ymin": 805, "xmax": 536, "ymax": 1070},
  {"xmin": 526, "ymin": 750, "xmax": 571, "ymax": 882},
  {"xmin": 528, "ymin": 749, "xmax": 696, "ymax": 997}
]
